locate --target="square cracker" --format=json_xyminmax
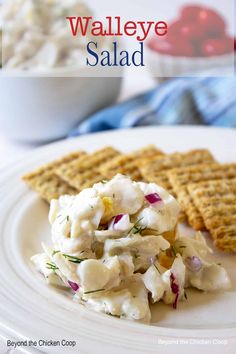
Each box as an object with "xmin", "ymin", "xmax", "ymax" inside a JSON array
[
  {"xmin": 188, "ymin": 179, "xmax": 236, "ymax": 252},
  {"xmin": 55, "ymin": 147, "xmax": 120, "ymax": 190},
  {"xmin": 140, "ymin": 149, "xmax": 215, "ymax": 224},
  {"xmin": 99, "ymin": 145, "xmax": 164, "ymax": 181},
  {"xmin": 140, "ymin": 149, "xmax": 215, "ymax": 195},
  {"xmin": 168, "ymin": 163, "xmax": 236, "ymax": 230},
  {"xmin": 23, "ymin": 151, "xmax": 86, "ymax": 202}
]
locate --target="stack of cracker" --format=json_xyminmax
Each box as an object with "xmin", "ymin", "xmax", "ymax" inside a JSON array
[
  {"xmin": 140, "ymin": 149, "xmax": 216, "ymax": 222},
  {"xmin": 23, "ymin": 145, "xmax": 236, "ymax": 252},
  {"xmin": 23, "ymin": 145, "xmax": 162, "ymax": 202},
  {"xmin": 139, "ymin": 151, "xmax": 236, "ymax": 252},
  {"xmin": 22, "ymin": 151, "xmax": 86, "ymax": 202},
  {"xmin": 188, "ymin": 177, "xmax": 236, "ymax": 252}
]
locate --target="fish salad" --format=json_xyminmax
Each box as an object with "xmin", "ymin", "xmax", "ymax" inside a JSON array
[
  {"xmin": 32, "ymin": 174, "xmax": 231, "ymax": 323},
  {"xmin": 1, "ymin": 0, "xmax": 110, "ymax": 70}
]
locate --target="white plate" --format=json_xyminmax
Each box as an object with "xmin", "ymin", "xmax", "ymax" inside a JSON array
[{"xmin": 0, "ymin": 126, "xmax": 236, "ymax": 354}]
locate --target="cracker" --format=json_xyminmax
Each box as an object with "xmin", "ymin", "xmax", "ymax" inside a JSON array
[
  {"xmin": 169, "ymin": 163, "xmax": 236, "ymax": 230},
  {"xmin": 188, "ymin": 179, "xmax": 236, "ymax": 252},
  {"xmin": 140, "ymin": 149, "xmax": 215, "ymax": 192},
  {"xmin": 24, "ymin": 171, "xmax": 78, "ymax": 202},
  {"xmin": 56, "ymin": 147, "xmax": 120, "ymax": 190},
  {"xmin": 132, "ymin": 145, "xmax": 164, "ymax": 166},
  {"xmin": 99, "ymin": 145, "xmax": 164, "ymax": 181},
  {"xmin": 23, "ymin": 151, "xmax": 85, "ymax": 202},
  {"xmin": 140, "ymin": 150, "xmax": 215, "ymax": 225}
]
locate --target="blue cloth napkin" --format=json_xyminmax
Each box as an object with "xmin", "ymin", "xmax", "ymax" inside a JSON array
[{"xmin": 69, "ymin": 76, "xmax": 236, "ymax": 137}]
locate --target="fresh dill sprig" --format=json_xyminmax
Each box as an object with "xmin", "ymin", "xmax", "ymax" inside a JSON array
[
  {"xmin": 128, "ymin": 218, "xmax": 146, "ymax": 235},
  {"xmin": 153, "ymin": 264, "xmax": 161, "ymax": 274},
  {"xmin": 52, "ymin": 250, "xmax": 60, "ymax": 256},
  {"xmin": 46, "ymin": 262, "xmax": 59, "ymax": 271},
  {"xmin": 84, "ymin": 288, "xmax": 105, "ymax": 295},
  {"xmin": 171, "ymin": 245, "xmax": 177, "ymax": 256},
  {"xmin": 63, "ymin": 254, "xmax": 87, "ymax": 264}
]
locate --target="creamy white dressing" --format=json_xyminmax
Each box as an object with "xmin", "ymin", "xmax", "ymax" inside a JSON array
[{"xmin": 31, "ymin": 174, "xmax": 231, "ymax": 323}]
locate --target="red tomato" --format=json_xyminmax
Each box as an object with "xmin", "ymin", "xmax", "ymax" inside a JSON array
[
  {"xmin": 180, "ymin": 23, "xmax": 205, "ymax": 41},
  {"xmin": 169, "ymin": 20, "xmax": 203, "ymax": 41},
  {"xmin": 168, "ymin": 20, "xmax": 183, "ymax": 36},
  {"xmin": 181, "ymin": 5, "xmax": 204, "ymax": 21},
  {"xmin": 201, "ymin": 37, "xmax": 233, "ymax": 56},
  {"xmin": 148, "ymin": 36, "xmax": 195, "ymax": 57},
  {"xmin": 197, "ymin": 8, "xmax": 226, "ymax": 36}
]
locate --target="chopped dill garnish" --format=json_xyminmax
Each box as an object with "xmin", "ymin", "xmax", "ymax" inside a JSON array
[
  {"xmin": 153, "ymin": 264, "xmax": 161, "ymax": 274},
  {"xmin": 46, "ymin": 262, "xmax": 59, "ymax": 271},
  {"xmin": 84, "ymin": 288, "xmax": 105, "ymax": 295},
  {"xmin": 107, "ymin": 312, "xmax": 121, "ymax": 318},
  {"xmin": 52, "ymin": 250, "xmax": 60, "ymax": 256},
  {"xmin": 63, "ymin": 254, "xmax": 87, "ymax": 264},
  {"xmin": 171, "ymin": 245, "xmax": 177, "ymax": 256},
  {"xmin": 128, "ymin": 218, "xmax": 146, "ymax": 235},
  {"xmin": 59, "ymin": 215, "xmax": 70, "ymax": 224}
]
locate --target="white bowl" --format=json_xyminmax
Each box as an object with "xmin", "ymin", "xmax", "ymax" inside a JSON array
[
  {"xmin": 0, "ymin": 71, "xmax": 122, "ymax": 142},
  {"xmin": 146, "ymin": 45, "xmax": 234, "ymax": 82}
]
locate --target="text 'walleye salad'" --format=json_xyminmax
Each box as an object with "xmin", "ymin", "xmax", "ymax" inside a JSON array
[{"xmin": 32, "ymin": 174, "xmax": 231, "ymax": 323}]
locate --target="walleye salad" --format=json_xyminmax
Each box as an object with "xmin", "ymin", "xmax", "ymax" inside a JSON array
[
  {"xmin": 0, "ymin": 0, "xmax": 110, "ymax": 70},
  {"xmin": 32, "ymin": 174, "xmax": 231, "ymax": 323}
]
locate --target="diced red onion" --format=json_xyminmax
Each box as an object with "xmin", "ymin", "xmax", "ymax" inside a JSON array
[
  {"xmin": 173, "ymin": 293, "xmax": 179, "ymax": 310},
  {"xmin": 109, "ymin": 214, "xmax": 129, "ymax": 231},
  {"xmin": 170, "ymin": 272, "xmax": 179, "ymax": 309},
  {"xmin": 170, "ymin": 273, "xmax": 179, "ymax": 294},
  {"xmin": 114, "ymin": 214, "xmax": 124, "ymax": 224},
  {"xmin": 185, "ymin": 256, "xmax": 202, "ymax": 272},
  {"xmin": 68, "ymin": 280, "xmax": 79, "ymax": 291},
  {"xmin": 145, "ymin": 193, "xmax": 162, "ymax": 204}
]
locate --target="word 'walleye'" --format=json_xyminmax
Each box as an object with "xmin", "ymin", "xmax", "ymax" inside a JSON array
[{"xmin": 66, "ymin": 16, "xmax": 168, "ymax": 42}]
